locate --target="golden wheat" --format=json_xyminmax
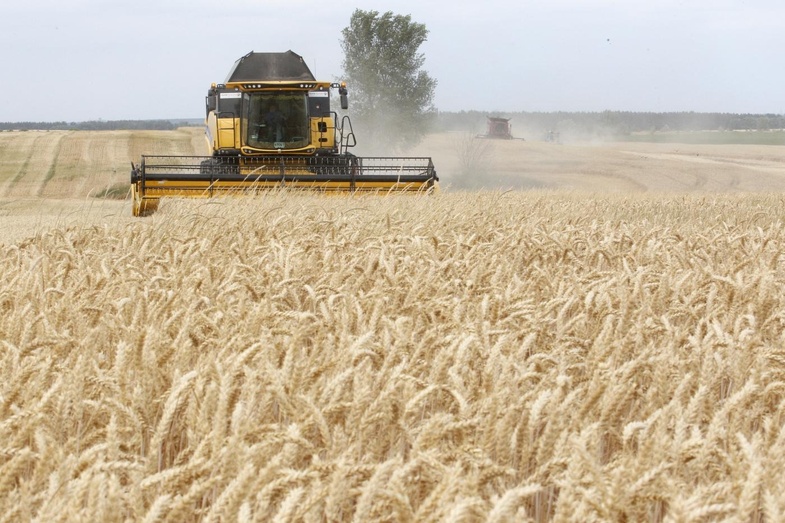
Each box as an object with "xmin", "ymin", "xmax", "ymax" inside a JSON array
[{"xmin": 2, "ymin": 190, "xmax": 785, "ymax": 521}]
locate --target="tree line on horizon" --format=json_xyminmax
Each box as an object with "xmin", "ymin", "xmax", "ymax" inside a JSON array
[
  {"xmin": 0, "ymin": 120, "xmax": 181, "ymax": 132},
  {"xmin": 2, "ymin": 112, "xmax": 782, "ymax": 135},
  {"xmin": 436, "ymin": 110, "xmax": 785, "ymax": 136}
]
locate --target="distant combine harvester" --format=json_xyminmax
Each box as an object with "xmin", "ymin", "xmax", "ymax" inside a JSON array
[{"xmin": 477, "ymin": 116, "xmax": 522, "ymax": 140}]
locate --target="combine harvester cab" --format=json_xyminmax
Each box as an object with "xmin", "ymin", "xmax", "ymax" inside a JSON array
[{"xmin": 130, "ymin": 51, "xmax": 438, "ymax": 216}]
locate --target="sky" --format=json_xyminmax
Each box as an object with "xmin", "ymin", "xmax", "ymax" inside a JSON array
[{"xmin": 1, "ymin": 0, "xmax": 783, "ymax": 122}]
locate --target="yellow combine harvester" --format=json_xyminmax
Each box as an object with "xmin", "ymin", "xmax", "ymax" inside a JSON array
[{"xmin": 130, "ymin": 50, "xmax": 438, "ymax": 216}]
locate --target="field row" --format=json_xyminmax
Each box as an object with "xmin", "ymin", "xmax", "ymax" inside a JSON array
[{"xmin": 0, "ymin": 129, "xmax": 204, "ymax": 199}]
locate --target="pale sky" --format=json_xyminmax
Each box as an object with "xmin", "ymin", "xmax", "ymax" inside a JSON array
[{"xmin": 1, "ymin": 0, "xmax": 783, "ymax": 122}]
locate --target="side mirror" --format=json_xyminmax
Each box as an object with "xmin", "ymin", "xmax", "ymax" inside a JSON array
[
  {"xmin": 340, "ymin": 93, "xmax": 348, "ymax": 110},
  {"xmin": 206, "ymin": 89, "xmax": 217, "ymax": 116}
]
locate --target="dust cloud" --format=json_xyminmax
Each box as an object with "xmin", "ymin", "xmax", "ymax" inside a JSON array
[{"xmin": 408, "ymin": 133, "xmax": 785, "ymax": 192}]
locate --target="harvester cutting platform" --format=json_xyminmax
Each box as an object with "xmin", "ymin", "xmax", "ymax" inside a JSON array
[{"xmin": 130, "ymin": 51, "xmax": 438, "ymax": 216}]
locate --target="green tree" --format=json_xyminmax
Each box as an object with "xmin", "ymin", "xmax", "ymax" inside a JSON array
[{"xmin": 340, "ymin": 9, "xmax": 437, "ymax": 153}]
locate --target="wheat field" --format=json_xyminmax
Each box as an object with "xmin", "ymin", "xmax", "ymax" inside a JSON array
[
  {"xmin": 3, "ymin": 129, "xmax": 785, "ymax": 521},
  {"xmin": 2, "ymin": 185, "xmax": 785, "ymax": 521}
]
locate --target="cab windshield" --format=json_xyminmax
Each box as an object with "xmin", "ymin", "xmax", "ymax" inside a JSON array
[{"xmin": 245, "ymin": 92, "xmax": 309, "ymax": 150}]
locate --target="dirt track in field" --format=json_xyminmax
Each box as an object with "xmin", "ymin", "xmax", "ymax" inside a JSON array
[{"xmin": 1, "ymin": 128, "xmax": 785, "ymax": 245}]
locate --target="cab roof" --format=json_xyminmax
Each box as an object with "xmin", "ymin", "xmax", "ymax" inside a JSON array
[{"xmin": 224, "ymin": 50, "xmax": 317, "ymax": 83}]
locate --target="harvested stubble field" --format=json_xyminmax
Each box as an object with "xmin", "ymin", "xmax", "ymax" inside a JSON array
[{"xmin": 2, "ymin": 130, "xmax": 785, "ymax": 521}]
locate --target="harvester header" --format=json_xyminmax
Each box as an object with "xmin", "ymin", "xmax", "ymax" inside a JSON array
[{"xmin": 130, "ymin": 50, "xmax": 438, "ymax": 216}]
